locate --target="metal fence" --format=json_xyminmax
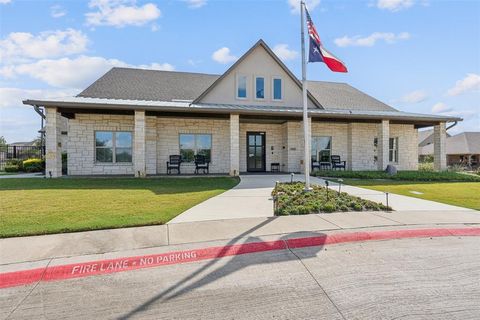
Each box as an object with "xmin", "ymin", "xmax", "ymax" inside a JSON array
[{"xmin": 0, "ymin": 145, "xmax": 45, "ymax": 170}]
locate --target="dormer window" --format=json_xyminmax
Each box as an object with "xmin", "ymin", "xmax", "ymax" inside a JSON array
[
  {"xmin": 272, "ymin": 77, "xmax": 282, "ymax": 101},
  {"xmin": 236, "ymin": 74, "xmax": 247, "ymax": 99},
  {"xmin": 255, "ymin": 76, "xmax": 265, "ymax": 99}
]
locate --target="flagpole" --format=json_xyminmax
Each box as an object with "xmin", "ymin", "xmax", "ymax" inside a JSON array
[{"xmin": 300, "ymin": 0, "xmax": 311, "ymax": 191}]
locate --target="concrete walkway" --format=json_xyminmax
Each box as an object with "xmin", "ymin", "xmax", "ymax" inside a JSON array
[
  {"xmin": 170, "ymin": 174, "xmax": 473, "ymax": 223},
  {"xmin": 2, "ymin": 209, "xmax": 480, "ymax": 266},
  {"xmin": 0, "ymin": 172, "xmax": 44, "ymax": 179}
]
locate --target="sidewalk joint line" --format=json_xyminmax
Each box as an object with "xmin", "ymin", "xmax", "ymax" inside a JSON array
[
  {"xmin": 284, "ymin": 240, "xmax": 347, "ymax": 320},
  {"xmin": 5, "ymin": 258, "xmax": 53, "ymax": 320}
]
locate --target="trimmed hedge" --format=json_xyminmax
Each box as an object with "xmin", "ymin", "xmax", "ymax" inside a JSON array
[
  {"xmin": 312, "ymin": 170, "xmax": 480, "ymax": 182},
  {"xmin": 272, "ymin": 182, "xmax": 390, "ymax": 215},
  {"xmin": 22, "ymin": 158, "xmax": 45, "ymax": 173},
  {"xmin": 4, "ymin": 165, "xmax": 19, "ymax": 172}
]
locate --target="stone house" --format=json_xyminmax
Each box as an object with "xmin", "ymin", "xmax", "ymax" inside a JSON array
[{"xmin": 23, "ymin": 40, "xmax": 460, "ymax": 177}]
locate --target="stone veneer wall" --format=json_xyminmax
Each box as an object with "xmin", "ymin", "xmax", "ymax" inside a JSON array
[
  {"xmin": 156, "ymin": 117, "xmax": 230, "ymax": 174},
  {"xmin": 68, "ymin": 114, "xmax": 135, "ymax": 175},
  {"xmin": 66, "ymin": 114, "xmax": 418, "ymax": 175}
]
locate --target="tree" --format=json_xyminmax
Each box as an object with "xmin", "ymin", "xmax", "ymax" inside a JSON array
[{"xmin": 0, "ymin": 136, "xmax": 6, "ymax": 147}]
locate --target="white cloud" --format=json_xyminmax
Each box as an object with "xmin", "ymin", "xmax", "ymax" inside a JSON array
[
  {"xmin": 273, "ymin": 44, "xmax": 298, "ymax": 61},
  {"xmin": 184, "ymin": 0, "xmax": 206, "ymax": 9},
  {"xmin": 288, "ymin": 0, "xmax": 321, "ymax": 14},
  {"xmin": 86, "ymin": 0, "xmax": 161, "ymax": 28},
  {"xmin": 212, "ymin": 47, "xmax": 237, "ymax": 64},
  {"xmin": 51, "ymin": 5, "xmax": 67, "ymax": 18},
  {"xmin": 401, "ymin": 90, "xmax": 428, "ymax": 103},
  {"xmin": 335, "ymin": 32, "xmax": 410, "ymax": 47},
  {"xmin": 1, "ymin": 56, "xmax": 175, "ymax": 89},
  {"xmin": 0, "ymin": 0, "xmax": 12, "ymax": 4},
  {"xmin": 0, "ymin": 87, "xmax": 78, "ymax": 109},
  {"xmin": 376, "ymin": 0, "xmax": 414, "ymax": 11},
  {"xmin": 0, "ymin": 29, "xmax": 88, "ymax": 63},
  {"xmin": 446, "ymin": 73, "xmax": 480, "ymax": 96},
  {"xmin": 431, "ymin": 102, "xmax": 452, "ymax": 113}
]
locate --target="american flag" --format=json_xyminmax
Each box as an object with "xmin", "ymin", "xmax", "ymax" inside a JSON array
[{"xmin": 305, "ymin": 8, "xmax": 321, "ymax": 46}]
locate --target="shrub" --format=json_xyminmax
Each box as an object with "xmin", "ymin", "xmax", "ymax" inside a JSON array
[
  {"xmin": 312, "ymin": 170, "xmax": 480, "ymax": 182},
  {"xmin": 272, "ymin": 181, "xmax": 389, "ymax": 215},
  {"xmin": 22, "ymin": 158, "xmax": 45, "ymax": 173},
  {"xmin": 6, "ymin": 159, "xmax": 24, "ymax": 171},
  {"xmin": 418, "ymin": 162, "xmax": 434, "ymax": 172},
  {"xmin": 4, "ymin": 165, "xmax": 19, "ymax": 172}
]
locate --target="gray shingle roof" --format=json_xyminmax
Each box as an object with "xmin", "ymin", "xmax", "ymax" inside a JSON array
[
  {"xmin": 78, "ymin": 67, "xmax": 219, "ymax": 102},
  {"xmin": 77, "ymin": 67, "xmax": 399, "ymax": 112},
  {"xmin": 307, "ymin": 81, "xmax": 396, "ymax": 111}
]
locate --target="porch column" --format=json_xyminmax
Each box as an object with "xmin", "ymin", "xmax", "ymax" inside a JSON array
[
  {"xmin": 145, "ymin": 116, "xmax": 157, "ymax": 175},
  {"xmin": 434, "ymin": 122, "xmax": 447, "ymax": 171},
  {"xmin": 229, "ymin": 114, "xmax": 240, "ymax": 176},
  {"xmin": 377, "ymin": 120, "xmax": 389, "ymax": 170},
  {"xmin": 45, "ymin": 107, "xmax": 62, "ymax": 177},
  {"xmin": 347, "ymin": 123, "xmax": 353, "ymax": 170},
  {"xmin": 134, "ymin": 110, "xmax": 146, "ymax": 177}
]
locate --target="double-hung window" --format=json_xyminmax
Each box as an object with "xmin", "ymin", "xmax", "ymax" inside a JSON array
[
  {"xmin": 389, "ymin": 137, "xmax": 399, "ymax": 163},
  {"xmin": 272, "ymin": 77, "xmax": 282, "ymax": 100},
  {"xmin": 311, "ymin": 136, "xmax": 332, "ymax": 163},
  {"xmin": 255, "ymin": 76, "xmax": 265, "ymax": 99},
  {"xmin": 95, "ymin": 131, "xmax": 132, "ymax": 163},
  {"xmin": 236, "ymin": 75, "xmax": 247, "ymax": 99},
  {"xmin": 179, "ymin": 134, "xmax": 212, "ymax": 162}
]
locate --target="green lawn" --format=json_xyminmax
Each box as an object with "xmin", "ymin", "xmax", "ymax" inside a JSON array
[
  {"xmin": 0, "ymin": 177, "xmax": 239, "ymax": 238},
  {"xmin": 337, "ymin": 179, "xmax": 480, "ymax": 210}
]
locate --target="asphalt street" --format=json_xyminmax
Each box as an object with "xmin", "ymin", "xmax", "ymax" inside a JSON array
[{"xmin": 2, "ymin": 236, "xmax": 480, "ymax": 320}]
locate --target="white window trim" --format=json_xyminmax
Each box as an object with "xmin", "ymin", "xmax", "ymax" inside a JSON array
[
  {"xmin": 389, "ymin": 137, "xmax": 399, "ymax": 163},
  {"xmin": 271, "ymin": 76, "xmax": 283, "ymax": 101},
  {"xmin": 236, "ymin": 74, "xmax": 248, "ymax": 100},
  {"xmin": 94, "ymin": 130, "xmax": 133, "ymax": 164},
  {"xmin": 254, "ymin": 75, "xmax": 266, "ymax": 101}
]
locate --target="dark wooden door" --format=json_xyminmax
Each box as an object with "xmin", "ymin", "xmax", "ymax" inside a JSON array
[{"xmin": 246, "ymin": 132, "xmax": 266, "ymax": 172}]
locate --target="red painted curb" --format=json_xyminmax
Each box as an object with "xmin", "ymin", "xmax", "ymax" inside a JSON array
[{"xmin": 1, "ymin": 227, "xmax": 479, "ymax": 289}]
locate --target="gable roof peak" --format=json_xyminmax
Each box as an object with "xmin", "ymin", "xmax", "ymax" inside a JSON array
[{"xmin": 193, "ymin": 39, "xmax": 323, "ymax": 108}]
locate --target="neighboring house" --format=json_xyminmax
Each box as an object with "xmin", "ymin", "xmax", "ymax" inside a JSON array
[
  {"xmin": 23, "ymin": 40, "xmax": 460, "ymax": 177},
  {"xmin": 419, "ymin": 130, "xmax": 480, "ymax": 168}
]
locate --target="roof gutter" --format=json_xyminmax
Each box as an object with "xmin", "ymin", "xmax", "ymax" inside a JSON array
[{"xmin": 446, "ymin": 121, "xmax": 458, "ymax": 131}]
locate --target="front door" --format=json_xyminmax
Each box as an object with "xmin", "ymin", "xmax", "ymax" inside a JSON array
[{"xmin": 246, "ymin": 132, "xmax": 266, "ymax": 172}]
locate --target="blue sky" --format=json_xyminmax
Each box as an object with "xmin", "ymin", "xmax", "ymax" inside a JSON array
[{"xmin": 1, "ymin": 0, "xmax": 479, "ymax": 143}]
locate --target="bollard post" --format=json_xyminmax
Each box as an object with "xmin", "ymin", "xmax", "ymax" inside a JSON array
[
  {"xmin": 338, "ymin": 178, "xmax": 343, "ymax": 193},
  {"xmin": 290, "ymin": 172, "xmax": 294, "ymax": 183},
  {"xmin": 385, "ymin": 192, "xmax": 389, "ymax": 211}
]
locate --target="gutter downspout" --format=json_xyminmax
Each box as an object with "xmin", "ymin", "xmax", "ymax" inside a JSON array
[
  {"xmin": 33, "ymin": 105, "xmax": 46, "ymax": 157},
  {"xmin": 446, "ymin": 121, "xmax": 457, "ymax": 131}
]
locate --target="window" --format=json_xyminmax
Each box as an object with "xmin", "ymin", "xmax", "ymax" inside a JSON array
[
  {"xmin": 95, "ymin": 131, "xmax": 132, "ymax": 163},
  {"xmin": 179, "ymin": 134, "xmax": 212, "ymax": 162},
  {"xmin": 373, "ymin": 137, "xmax": 399, "ymax": 163},
  {"xmin": 311, "ymin": 136, "xmax": 331, "ymax": 163},
  {"xmin": 272, "ymin": 77, "xmax": 282, "ymax": 100},
  {"xmin": 255, "ymin": 77, "xmax": 265, "ymax": 99},
  {"xmin": 236, "ymin": 75, "xmax": 247, "ymax": 99},
  {"xmin": 389, "ymin": 137, "xmax": 398, "ymax": 163}
]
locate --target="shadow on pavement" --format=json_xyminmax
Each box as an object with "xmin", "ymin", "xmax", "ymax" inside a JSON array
[{"xmin": 118, "ymin": 219, "xmax": 325, "ymax": 319}]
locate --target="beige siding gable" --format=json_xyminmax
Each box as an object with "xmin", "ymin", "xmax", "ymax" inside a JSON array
[{"xmin": 198, "ymin": 45, "xmax": 317, "ymax": 108}]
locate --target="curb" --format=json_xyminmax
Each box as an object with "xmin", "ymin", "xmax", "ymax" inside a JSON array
[{"xmin": 1, "ymin": 227, "xmax": 479, "ymax": 289}]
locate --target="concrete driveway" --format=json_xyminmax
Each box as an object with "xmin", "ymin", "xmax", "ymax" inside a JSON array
[
  {"xmin": 169, "ymin": 174, "xmax": 473, "ymax": 223},
  {"xmin": 3, "ymin": 235, "xmax": 480, "ymax": 319}
]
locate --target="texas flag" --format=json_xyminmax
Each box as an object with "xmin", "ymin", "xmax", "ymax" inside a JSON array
[{"xmin": 306, "ymin": 8, "xmax": 348, "ymax": 73}]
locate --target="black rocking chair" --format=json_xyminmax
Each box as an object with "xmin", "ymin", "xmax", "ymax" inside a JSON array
[
  {"xmin": 167, "ymin": 155, "xmax": 182, "ymax": 174},
  {"xmin": 331, "ymin": 155, "xmax": 346, "ymax": 170},
  {"xmin": 194, "ymin": 155, "xmax": 210, "ymax": 174}
]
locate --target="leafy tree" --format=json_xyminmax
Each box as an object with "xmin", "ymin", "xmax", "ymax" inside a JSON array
[{"xmin": 0, "ymin": 136, "xmax": 7, "ymax": 147}]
